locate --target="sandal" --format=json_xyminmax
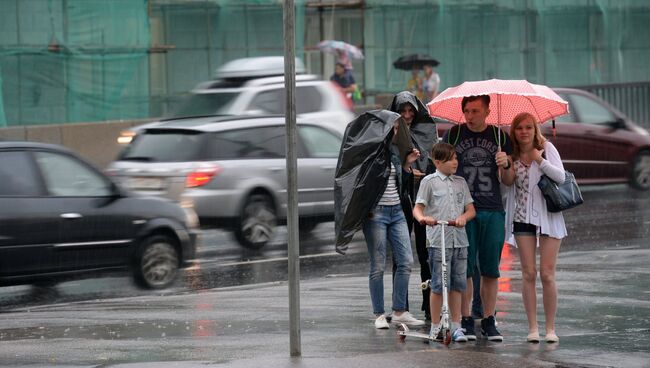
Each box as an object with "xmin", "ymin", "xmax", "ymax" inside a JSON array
[
  {"xmin": 545, "ymin": 332, "xmax": 559, "ymax": 343},
  {"xmin": 526, "ymin": 331, "xmax": 540, "ymax": 343}
]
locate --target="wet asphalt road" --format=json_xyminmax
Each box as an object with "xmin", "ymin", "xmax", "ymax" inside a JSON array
[{"xmin": 0, "ymin": 184, "xmax": 648, "ymax": 367}]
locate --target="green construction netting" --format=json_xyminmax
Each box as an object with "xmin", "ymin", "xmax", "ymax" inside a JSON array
[
  {"xmin": 0, "ymin": 0, "xmax": 150, "ymax": 127},
  {"xmin": 1, "ymin": 0, "xmax": 649, "ymax": 126},
  {"xmin": 151, "ymin": 0, "xmax": 305, "ymax": 116},
  {"xmin": 364, "ymin": 0, "xmax": 650, "ymax": 95}
]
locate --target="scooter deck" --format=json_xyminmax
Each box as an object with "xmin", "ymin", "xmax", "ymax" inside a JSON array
[
  {"xmin": 398, "ymin": 330, "xmax": 436, "ymax": 342},
  {"xmin": 397, "ymin": 323, "xmax": 451, "ymax": 345}
]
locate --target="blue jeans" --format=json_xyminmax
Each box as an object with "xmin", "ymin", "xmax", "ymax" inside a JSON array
[{"xmin": 362, "ymin": 204, "xmax": 414, "ymax": 315}]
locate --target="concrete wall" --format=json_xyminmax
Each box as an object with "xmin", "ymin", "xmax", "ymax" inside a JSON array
[
  {"xmin": 0, "ymin": 119, "xmax": 154, "ymax": 169},
  {"xmin": 0, "ymin": 107, "xmax": 389, "ymax": 170}
]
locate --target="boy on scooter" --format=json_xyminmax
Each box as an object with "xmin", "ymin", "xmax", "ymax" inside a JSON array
[{"xmin": 413, "ymin": 142, "xmax": 476, "ymax": 342}]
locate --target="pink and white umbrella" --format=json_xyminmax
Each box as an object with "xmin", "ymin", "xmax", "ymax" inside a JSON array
[
  {"xmin": 317, "ymin": 40, "xmax": 364, "ymax": 70},
  {"xmin": 427, "ymin": 79, "xmax": 569, "ymax": 127}
]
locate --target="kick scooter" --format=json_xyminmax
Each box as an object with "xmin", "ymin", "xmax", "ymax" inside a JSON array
[{"xmin": 398, "ymin": 219, "xmax": 456, "ymax": 346}]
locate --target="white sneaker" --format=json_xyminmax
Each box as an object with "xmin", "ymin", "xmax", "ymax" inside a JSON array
[
  {"xmin": 374, "ymin": 315, "xmax": 390, "ymax": 329},
  {"xmin": 391, "ymin": 311, "xmax": 425, "ymax": 326}
]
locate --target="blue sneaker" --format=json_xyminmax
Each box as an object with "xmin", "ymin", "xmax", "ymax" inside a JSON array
[{"xmin": 452, "ymin": 327, "xmax": 468, "ymax": 342}]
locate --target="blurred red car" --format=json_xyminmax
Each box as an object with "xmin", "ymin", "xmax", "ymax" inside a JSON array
[{"xmin": 435, "ymin": 88, "xmax": 650, "ymax": 190}]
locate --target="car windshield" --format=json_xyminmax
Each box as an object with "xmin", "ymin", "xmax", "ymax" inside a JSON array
[
  {"xmin": 119, "ymin": 130, "xmax": 205, "ymax": 162},
  {"xmin": 168, "ymin": 92, "xmax": 238, "ymax": 119}
]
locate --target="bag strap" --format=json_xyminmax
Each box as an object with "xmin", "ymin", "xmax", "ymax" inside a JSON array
[
  {"xmin": 446, "ymin": 124, "xmax": 462, "ymax": 146},
  {"xmin": 449, "ymin": 125, "xmax": 506, "ymax": 148}
]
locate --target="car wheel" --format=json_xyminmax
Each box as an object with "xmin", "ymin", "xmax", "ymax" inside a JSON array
[
  {"xmin": 235, "ymin": 194, "xmax": 277, "ymax": 249},
  {"xmin": 133, "ymin": 235, "xmax": 180, "ymax": 289},
  {"xmin": 630, "ymin": 150, "xmax": 650, "ymax": 191}
]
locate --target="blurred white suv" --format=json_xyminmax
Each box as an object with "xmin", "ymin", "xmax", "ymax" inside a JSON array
[
  {"xmin": 118, "ymin": 56, "xmax": 354, "ymax": 144},
  {"xmin": 109, "ymin": 116, "xmax": 344, "ymax": 250}
]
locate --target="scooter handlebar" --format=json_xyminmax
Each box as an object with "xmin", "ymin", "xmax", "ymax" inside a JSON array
[
  {"xmin": 419, "ymin": 219, "xmax": 457, "ymax": 227},
  {"xmin": 439, "ymin": 220, "xmax": 457, "ymax": 227}
]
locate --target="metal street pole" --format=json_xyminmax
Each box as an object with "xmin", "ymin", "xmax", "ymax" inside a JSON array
[{"xmin": 283, "ymin": 0, "xmax": 301, "ymax": 357}]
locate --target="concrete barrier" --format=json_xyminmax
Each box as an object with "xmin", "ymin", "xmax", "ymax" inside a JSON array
[
  {"xmin": 0, "ymin": 119, "xmax": 154, "ymax": 169},
  {"xmin": 0, "ymin": 107, "xmax": 386, "ymax": 170}
]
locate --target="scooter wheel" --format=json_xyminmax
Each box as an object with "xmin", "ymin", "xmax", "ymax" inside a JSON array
[
  {"xmin": 444, "ymin": 329, "xmax": 452, "ymax": 346},
  {"xmin": 421, "ymin": 280, "xmax": 430, "ymax": 290}
]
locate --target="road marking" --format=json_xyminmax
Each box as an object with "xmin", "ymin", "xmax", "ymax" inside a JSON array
[{"xmin": 205, "ymin": 248, "xmax": 365, "ymax": 267}]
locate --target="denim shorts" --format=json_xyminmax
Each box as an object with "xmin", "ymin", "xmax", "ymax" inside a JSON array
[
  {"xmin": 513, "ymin": 222, "xmax": 549, "ymax": 237},
  {"xmin": 428, "ymin": 247, "xmax": 468, "ymax": 294}
]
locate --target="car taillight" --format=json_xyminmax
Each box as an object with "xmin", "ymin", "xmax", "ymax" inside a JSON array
[
  {"xmin": 186, "ymin": 165, "xmax": 220, "ymax": 188},
  {"xmin": 104, "ymin": 168, "xmax": 119, "ymax": 176}
]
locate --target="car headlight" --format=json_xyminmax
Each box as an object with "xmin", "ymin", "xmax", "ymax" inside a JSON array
[{"xmin": 117, "ymin": 130, "xmax": 136, "ymax": 144}]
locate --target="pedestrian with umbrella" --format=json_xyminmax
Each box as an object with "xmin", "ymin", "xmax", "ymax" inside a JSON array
[
  {"xmin": 503, "ymin": 112, "xmax": 567, "ymax": 343},
  {"xmin": 406, "ymin": 67, "xmax": 424, "ymax": 101},
  {"xmin": 427, "ymin": 78, "xmax": 569, "ymax": 342},
  {"xmin": 435, "ymin": 94, "xmax": 515, "ymax": 341},
  {"xmin": 330, "ymin": 62, "xmax": 358, "ymax": 101},
  {"xmin": 318, "ymin": 40, "xmax": 364, "ymax": 102},
  {"xmin": 393, "ymin": 54, "xmax": 440, "ymax": 103},
  {"xmin": 422, "ymin": 62, "xmax": 441, "ymax": 103}
]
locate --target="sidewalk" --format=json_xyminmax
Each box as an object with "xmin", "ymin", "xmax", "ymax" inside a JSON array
[
  {"xmin": 1, "ymin": 247, "xmax": 647, "ymax": 367},
  {"xmin": 129, "ymin": 246, "xmax": 648, "ymax": 368},
  {"xmin": 106, "ymin": 272, "xmax": 557, "ymax": 368}
]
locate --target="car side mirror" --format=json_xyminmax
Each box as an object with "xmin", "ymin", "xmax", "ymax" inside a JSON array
[
  {"xmin": 109, "ymin": 182, "xmax": 124, "ymax": 198},
  {"xmin": 607, "ymin": 118, "xmax": 626, "ymax": 130}
]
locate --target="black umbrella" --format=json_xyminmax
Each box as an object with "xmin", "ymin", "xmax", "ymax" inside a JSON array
[{"xmin": 393, "ymin": 54, "xmax": 440, "ymax": 70}]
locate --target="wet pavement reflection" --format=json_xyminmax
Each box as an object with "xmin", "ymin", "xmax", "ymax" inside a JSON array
[{"xmin": 0, "ymin": 184, "xmax": 649, "ymax": 367}]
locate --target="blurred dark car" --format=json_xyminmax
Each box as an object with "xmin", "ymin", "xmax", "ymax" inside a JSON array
[
  {"xmin": 0, "ymin": 142, "xmax": 199, "ymax": 289},
  {"xmin": 436, "ymin": 88, "xmax": 650, "ymax": 190}
]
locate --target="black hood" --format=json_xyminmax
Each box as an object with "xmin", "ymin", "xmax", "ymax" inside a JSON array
[
  {"xmin": 389, "ymin": 91, "xmax": 420, "ymax": 115},
  {"xmin": 388, "ymin": 91, "xmax": 439, "ymax": 171}
]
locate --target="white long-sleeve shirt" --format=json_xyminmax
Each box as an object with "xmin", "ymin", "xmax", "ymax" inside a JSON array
[{"xmin": 504, "ymin": 140, "xmax": 568, "ymax": 246}]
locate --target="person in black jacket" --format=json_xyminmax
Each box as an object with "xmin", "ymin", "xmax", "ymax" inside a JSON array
[{"xmin": 388, "ymin": 91, "xmax": 439, "ymax": 321}]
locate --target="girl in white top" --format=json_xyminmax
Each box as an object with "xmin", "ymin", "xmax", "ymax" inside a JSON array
[{"xmin": 502, "ymin": 112, "xmax": 567, "ymax": 344}]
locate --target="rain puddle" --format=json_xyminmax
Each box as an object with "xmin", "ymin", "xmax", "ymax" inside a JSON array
[{"xmin": 0, "ymin": 319, "xmax": 219, "ymax": 341}]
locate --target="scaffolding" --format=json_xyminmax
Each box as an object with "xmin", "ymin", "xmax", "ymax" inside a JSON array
[{"xmin": 1, "ymin": 0, "xmax": 649, "ymax": 126}]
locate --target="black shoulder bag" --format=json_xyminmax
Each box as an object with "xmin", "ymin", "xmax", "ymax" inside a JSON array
[{"xmin": 537, "ymin": 153, "xmax": 584, "ymax": 213}]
